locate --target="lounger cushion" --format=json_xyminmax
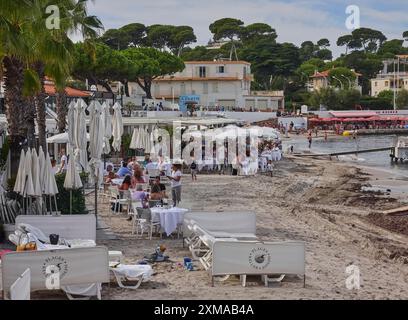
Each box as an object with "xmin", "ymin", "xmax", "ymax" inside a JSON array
[{"xmin": 110, "ymin": 264, "xmax": 153, "ymax": 281}]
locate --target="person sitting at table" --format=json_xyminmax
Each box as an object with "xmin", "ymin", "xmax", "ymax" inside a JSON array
[
  {"xmin": 150, "ymin": 176, "xmax": 166, "ymax": 200},
  {"xmin": 128, "ymin": 156, "xmax": 137, "ymax": 168},
  {"xmin": 118, "ymin": 175, "xmax": 132, "ymax": 191},
  {"xmin": 127, "ymin": 185, "xmax": 149, "ymax": 221},
  {"xmin": 104, "ymin": 164, "xmax": 118, "ymax": 183},
  {"xmin": 131, "ymin": 166, "xmax": 146, "ymax": 188},
  {"xmin": 145, "ymin": 158, "xmax": 157, "ymax": 174},
  {"xmin": 117, "ymin": 161, "xmax": 132, "ymax": 178}
]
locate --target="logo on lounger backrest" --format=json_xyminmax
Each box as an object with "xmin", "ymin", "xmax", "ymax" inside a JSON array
[
  {"xmin": 42, "ymin": 256, "xmax": 68, "ymax": 289},
  {"xmin": 248, "ymin": 248, "xmax": 271, "ymax": 270}
]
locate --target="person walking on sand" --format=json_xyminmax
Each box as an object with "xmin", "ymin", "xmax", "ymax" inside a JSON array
[
  {"xmin": 190, "ymin": 160, "xmax": 198, "ymax": 181},
  {"xmin": 324, "ymin": 131, "xmax": 328, "ymax": 142},
  {"xmin": 308, "ymin": 133, "xmax": 312, "ymax": 148}
]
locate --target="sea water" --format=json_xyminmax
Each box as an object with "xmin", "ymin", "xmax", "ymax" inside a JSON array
[{"xmin": 283, "ymin": 134, "xmax": 408, "ymax": 177}]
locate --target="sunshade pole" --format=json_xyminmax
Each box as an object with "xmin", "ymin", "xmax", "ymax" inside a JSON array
[
  {"xmin": 95, "ymin": 181, "xmax": 98, "ymax": 220},
  {"xmin": 53, "ymin": 195, "xmax": 58, "ymax": 215},
  {"xmin": 70, "ymin": 190, "xmax": 73, "ymax": 215}
]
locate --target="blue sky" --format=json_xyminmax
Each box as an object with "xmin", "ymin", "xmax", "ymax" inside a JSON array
[{"xmin": 84, "ymin": 0, "xmax": 408, "ymax": 57}]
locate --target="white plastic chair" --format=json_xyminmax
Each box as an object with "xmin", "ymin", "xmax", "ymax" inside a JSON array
[
  {"xmin": 133, "ymin": 207, "xmax": 161, "ymax": 240},
  {"xmin": 109, "ymin": 187, "xmax": 130, "ymax": 219}
]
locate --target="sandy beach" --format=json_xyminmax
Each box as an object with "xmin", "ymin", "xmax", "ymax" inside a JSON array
[{"xmin": 66, "ymin": 155, "xmax": 408, "ymax": 300}]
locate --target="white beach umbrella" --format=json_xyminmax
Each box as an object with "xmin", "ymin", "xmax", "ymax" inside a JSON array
[
  {"xmin": 136, "ymin": 126, "xmax": 145, "ymax": 149},
  {"xmin": 74, "ymin": 98, "xmax": 89, "ymax": 172},
  {"xmin": 30, "ymin": 148, "xmax": 42, "ymax": 197},
  {"xmin": 1, "ymin": 151, "xmax": 11, "ymax": 190},
  {"xmin": 145, "ymin": 126, "xmax": 153, "ymax": 154},
  {"xmin": 64, "ymin": 148, "xmax": 83, "ymax": 190},
  {"xmin": 129, "ymin": 127, "xmax": 139, "ymax": 150},
  {"xmin": 44, "ymin": 153, "xmax": 58, "ymax": 195},
  {"xmin": 38, "ymin": 146, "xmax": 46, "ymax": 193},
  {"xmin": 46, "ymin": 132, "xmax": 90, "ymax": 144},
  {"xmin": 112, "ymin": 102, "xmax": 123, "ymax": 152},
  {"xmin": 23, "ymin": 149, "xmax": 35, "ymax": 197},
  {"xmin": 88, "ymin": 100, "xmax": 104, "ymax": 186},
  {"xmin": 67, "ymin": 101, "xmax": 76, "ymax": 147},
  {"xmin": 102, "ymin": 102, "xmax": 112, "ymax": 155},
  {"xmin": 13, "ymin": 149, "xmax": 26, "ymax": 194}
]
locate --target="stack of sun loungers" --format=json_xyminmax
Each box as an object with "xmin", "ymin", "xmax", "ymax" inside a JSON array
[{"xmin": 183, "ymin": 212, "xmax": 306, "ymax": 287}]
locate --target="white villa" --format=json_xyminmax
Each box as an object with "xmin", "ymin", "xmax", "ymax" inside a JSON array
[{"xmin": 126, "ymin": 60, "xmax": 284, "ymax": 111}]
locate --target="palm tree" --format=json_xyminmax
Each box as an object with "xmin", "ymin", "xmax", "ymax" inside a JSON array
[{"xmin": 1, "ymin": 0, "xmax": 103, "ymax": 174}]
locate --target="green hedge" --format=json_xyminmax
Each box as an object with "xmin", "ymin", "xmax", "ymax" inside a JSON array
[{"xmin": 54, "ymin": 172, "xmax": 88, "ymax": 215}]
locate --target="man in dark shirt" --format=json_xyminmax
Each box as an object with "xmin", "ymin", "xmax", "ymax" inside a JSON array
[{"xmin": 150, "ymin": 176, "xmax": 166, "ymax": 200}]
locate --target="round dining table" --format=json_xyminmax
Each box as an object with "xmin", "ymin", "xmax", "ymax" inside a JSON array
[{"xmin": 150, "ymin": 207, "xmax": 189, "ymax": 236}]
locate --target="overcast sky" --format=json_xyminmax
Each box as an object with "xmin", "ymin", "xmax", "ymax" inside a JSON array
[{"xmin": 82, "ymin": 0, "xmax": 408, "ymax": 58}]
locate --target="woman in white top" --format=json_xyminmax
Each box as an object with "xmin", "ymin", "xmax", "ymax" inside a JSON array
[
  {"xmin": 56, "ymin": 149, "xmax": 67, "ymax": 174},
  {"xmin": 167, "ymin": 164, "xmax": 182, "ymax": 207}
]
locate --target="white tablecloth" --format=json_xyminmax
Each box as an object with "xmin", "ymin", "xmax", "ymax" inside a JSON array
[
  {"xmin": 111, "ymin": 178, "xmax": 124, "ymax": 185},
  {"xmin": 150, "ymin": 207, "xmax": 189, "ymax": 236}
]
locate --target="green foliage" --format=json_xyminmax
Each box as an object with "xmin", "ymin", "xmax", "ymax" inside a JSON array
[
  {"xmin": 0, "ymin": 136, "xmax": 10, "ymax": 168},
  {"xmin": 121, "ymin": 133, "xmax": 132, "ymax": 157},
  {"xmin": 396, "ymin": 89, "xmax": 408, "ymax": 109},
  {"xmin": 377, "ymin": 39, "xmax": 408, "ymax": 57},
  {"xmin": 241, "ymin": 23, "xmax": 277, "ymax": 44},
  {"xmin": 341, "ymin": 51, "xmax": 383, "ymax": 94},
  {"xmin": 309, "ymin": 88, "xmax": 361, "ymax": 110},
  {"xmin": 328, "ymin": 67, "xmax": 356, "ymax": 89},
  {"xmin": 100, "ymin": 23, "xmax": 147, "ymax": 50},
  {"xmin": 209, "ymin": 18, "xmax": 244, "ymax": 41},
  {"xmin": 54, "ymin": 172, "xmax": 88, "ymax": 215},
  {"xmin": 377, "ymin": 90, "xmax": 394, "ymax": 104},
  {"xmin": 22, "ymin": 68, "xmax": 41, "ymax": 97},
  {"xmin": 122, "ymin": 47, "xmax": 185, "ymax": 98},
  {"xmin": 359, "ymin": 96, "xmax": 393, "ymax": 110}
]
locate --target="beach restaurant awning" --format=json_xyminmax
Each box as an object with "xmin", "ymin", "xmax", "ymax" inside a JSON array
[{"xmin": 330, "ymin": 111, "xmax": 377, "ymax": 118}]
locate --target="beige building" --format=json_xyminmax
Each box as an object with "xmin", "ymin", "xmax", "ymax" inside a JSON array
[
  {"xmin": 371, "ymin": 56, "xmax": 408, "ymax": 97},
  {"xmin": 127, "ymin": 60, "xmax": 284, "ymax": 111},
  {"xmin": 309, "ymin": 69, "xmax": 362, "ymax": 92}
]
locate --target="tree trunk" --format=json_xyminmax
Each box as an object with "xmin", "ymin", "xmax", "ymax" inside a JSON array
[
  {"xmin": 123, "ymin": 79, "xmax": 130, "ymax": 97},
  {"xmin": 24, "ymin": 98, "xmax": 36, "ymax": 148},
  {"xmin": 56, "ymin": 90, "xmax": 67, "ymax": 133},
  {"xmin": 135, "ymin": 78, "xmax": 153, "ymax": 99},
  {"xmin": 3, "ymin": 56, "xmax": 26, "ymax": 177},
  {"xmin": 33, "ymin": 62, "xmax": 47, "ymax": 152},
  {"xmin": 144, "ymin": 83, "xmax": 152, "ymax": 99}
]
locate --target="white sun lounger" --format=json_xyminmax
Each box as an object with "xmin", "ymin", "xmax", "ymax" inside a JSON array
[
  {"xmin": 109, "ymin": 263, "xmax": 153, "ymax": 290},
  {"xmin": 1, "ymin": 247, "xmax": 109, "ymax": 300},
  {"xmin": 211, "ymin": 240, "xmax": 306, "ymax": 287},
  {"xmin": 15, "ymin": 214, "xmax": 96, "ymax": 241},
  {"xmin": 10, "ymin": 268, "xmax": 31, "ymax": 300}
]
